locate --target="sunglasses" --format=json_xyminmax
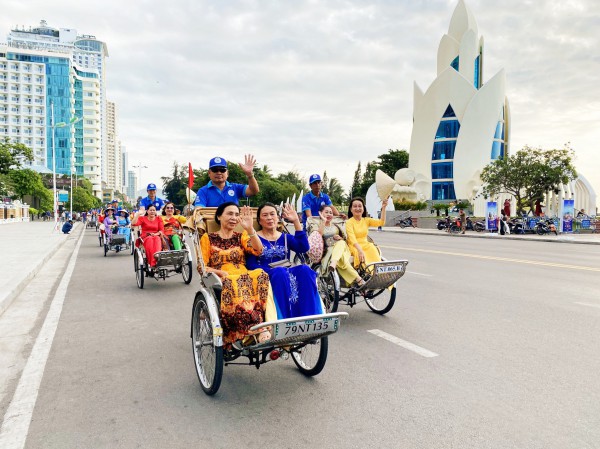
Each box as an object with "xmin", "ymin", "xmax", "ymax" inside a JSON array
[{"xmin": 211, "ymin": 167, "xmax": 227, "ymax": 173}]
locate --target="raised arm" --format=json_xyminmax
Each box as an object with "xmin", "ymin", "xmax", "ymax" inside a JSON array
[{"xmin": 240, "ymin": 154, "xmax": 259, "ymax": 197}]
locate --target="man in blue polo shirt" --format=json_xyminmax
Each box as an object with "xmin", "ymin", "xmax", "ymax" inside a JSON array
[
  {"xmin": 139, "ymin": 183, "xmax": 166, "ymax": 211},
  {"xmin": 193, "ymin": 154, "xmax": 259, "ymax": 207},
  {"xmin": 301, "ymin": 174, "xmax": 342, "ymax": 225}
]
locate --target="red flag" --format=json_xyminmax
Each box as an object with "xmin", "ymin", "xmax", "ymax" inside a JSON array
[{"xmin": 188, "ymin": 163, "xmax": 194, "ymax": 189}]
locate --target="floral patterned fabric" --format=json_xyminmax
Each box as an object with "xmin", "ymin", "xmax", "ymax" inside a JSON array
[{"xmin": 200, "ymin": 231, "xmax": 276, "ymax": 346}]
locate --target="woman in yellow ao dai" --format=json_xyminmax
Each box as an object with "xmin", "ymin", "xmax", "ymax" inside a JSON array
[{"xmin": 345, "ymin": 197, "xmax": 388, "ymax": 268}]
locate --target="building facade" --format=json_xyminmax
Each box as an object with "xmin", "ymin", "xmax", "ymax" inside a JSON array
[
  {"xmin": 126, "ymin": 170, "xmax": 137, "ymax": 203},
  {"xmin": 106, "ymin": 100, "xmax": 122, "ymax": 193},
  {"xmin": 408, "ymin": 0, "xmax": 510, "ymax": 202},
  {"xmin": 6, "ymin": 21, "xmax": 109, "ymax": 193}
]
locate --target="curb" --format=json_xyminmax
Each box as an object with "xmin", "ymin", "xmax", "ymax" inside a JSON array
[
  {"xmin": 0, "ymin": 223, "xmax": 84, "ymax": 317},
  {"xmin": 381, "ymin": 227, "xmax": 600, "ymax": 245}
]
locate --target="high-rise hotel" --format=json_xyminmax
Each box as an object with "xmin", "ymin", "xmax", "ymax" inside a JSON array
[{"xmin": 2, "ymin": 21, "xmax": 116, "ymax": 198}]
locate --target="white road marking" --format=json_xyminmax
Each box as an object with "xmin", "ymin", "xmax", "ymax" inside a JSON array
[
  {"xmin": 574, "ymin": 302, "xmax": 600, "ymax": 309},
  {"xmin": 0, "ymin": 229, "xmax": 84, "ymax": 449},
  {"xmin": 407, "ymin": 271, "xmax": 433, "ymax": 277},
  {"xmin": 368, "ymin": 329, "xmax": 439, "ymax": 358}
]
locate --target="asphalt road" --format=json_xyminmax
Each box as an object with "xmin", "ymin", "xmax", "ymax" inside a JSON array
[{"xmin": 6, "ymin": 228, "xmax": 600, "ymax": 449}]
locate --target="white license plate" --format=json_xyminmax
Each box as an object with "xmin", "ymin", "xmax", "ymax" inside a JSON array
[
  {"xmin": 376, "ymin": 264, "xmax": 404, "ymax": 274},
  {"xmin": 274, "ymin": 318, "xmax": 338, "ymax": 340}
]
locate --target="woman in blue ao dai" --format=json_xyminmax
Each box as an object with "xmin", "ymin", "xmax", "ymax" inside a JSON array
[{"xmin": 246, "ymin": 203, "xmax": 324, "ymax": 319}]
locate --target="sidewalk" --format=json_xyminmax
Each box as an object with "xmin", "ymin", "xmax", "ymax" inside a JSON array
[
  {"xmin": 380, "ymin": 226, "xmax": 600, "ymax": 245},
  {"xmin": 0, "ymin": 221, "xmax": 83, "ymax": 316}
]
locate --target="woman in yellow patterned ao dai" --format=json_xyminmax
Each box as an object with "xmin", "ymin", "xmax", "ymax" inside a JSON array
[
  {"xmin": 346, "ymin": 197, "xmax": 388, "ymax": 268},
  {"xmin": 200, "ymin": 203, "xmax": 277, "ymax": 347}
]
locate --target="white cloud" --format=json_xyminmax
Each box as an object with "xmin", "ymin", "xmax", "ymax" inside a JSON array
[{"xmin": 1, "ymin": 0, "xmax": 599, "ymax": 205}]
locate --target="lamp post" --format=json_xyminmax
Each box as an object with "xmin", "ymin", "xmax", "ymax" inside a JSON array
[
  {"xmin": 51, "ymin": 101, "xmax": 82, "ymax": 231},
  {"xmin": 133, "ymin": 162, "xmax": 147, "ymax": 206}
]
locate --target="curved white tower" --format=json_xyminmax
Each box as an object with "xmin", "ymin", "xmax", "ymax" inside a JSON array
[{"xmin": 408, "ymin": 0, "xmax": 510, "ymax": 202}]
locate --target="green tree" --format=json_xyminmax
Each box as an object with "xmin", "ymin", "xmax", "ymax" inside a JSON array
[
  {"xmin": 252, "ymin": 179, "xmax": 298, "ymax": 206},
  {"xmin": 349, "ymin": 162, "xmax": 362, "ymax": 199},
  {"xmin": 481, "ymin": 145, "xmax": 577, "ymax": 215},
  {"xmin": 7, "ymin": 168, "xmax": 53, "ymax": 211},
  {"xmin": 0, "ymin": 138, "xmax": 34, "ymax": 174},
  {"xmin": 276, "ymin": 170, "xmax": 305, "ymax": 192},
  {"xmin": 378, "ymin": 149, "xmax": 409, "ymax": 177},
  {"xmin": 326, "ymin": 177, "xmax": 345, "ymax": 205},
  {"xmin": 321, "ymin": 171, "xmax": 329, "ymax": 194},
  {"xmin": 161, "ymin": 162, "xmax": 187, "ymax": 209}
]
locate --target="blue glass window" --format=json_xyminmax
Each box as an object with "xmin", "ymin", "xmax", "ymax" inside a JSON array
[
  {"xmin": 432, "ymin": 141, "xmax": 456, "ymax": 160},
  {"xmin": 451, "ymin": 56, "xmax": 459, "ymax": 71},
  {"xmin": 432, "ymin": 162, "xmax": 453, "ymax": 179},
  {"xmin": 491, "ymin": 141, "xmax": 504, "ymax": 160},
  {"xmin": 494, "ymin": 122, "xmax": 504, "ymax": 139},
  {"xmin": 443, "ymin": 105, "xmax": 456, "ymax": 118},
  {"xmin": 432, "ymin": 182, "xmax": 456, "ymax": 200},
  {"xmin": 474, "ymin": 55, "xmax": 480, "ymax": 88},
  {"xmin": 435, "ymin": 120, "xmax": 460, "ymax": 139}
]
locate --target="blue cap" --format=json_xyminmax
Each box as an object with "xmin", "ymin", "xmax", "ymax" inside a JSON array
[
  {"xmin": 209, "ymin": 157, "xmax": 227, "ymax": 169},
  {"xmin": 309, "ymin": 174, "xmax": 321, "ymax": 184},
  {"xmin": 111, "ymin": 199, "xmax": 118, "ymax": 203},
  {"xmin": 147, "ymin": 183, "xmax": 157, "ymax": 190}
]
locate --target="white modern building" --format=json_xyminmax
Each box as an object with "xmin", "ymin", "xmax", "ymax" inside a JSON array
[
  {"xmin": 126, "ymin": 169, "xmax": 137, "ymax": 202},
  {"xmin": 106, "ymin": 100, "xmax": 122, "ymax": 192},
  {"xmin": 408, "ymin": 0, "xmax": 510, "ymax": 203},
  {"xmin": 7, "ymin": 21, "xmax": 109, "ymax": 187}
]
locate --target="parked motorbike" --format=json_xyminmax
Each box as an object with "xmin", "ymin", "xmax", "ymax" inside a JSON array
[
  {"xmin": 535, "ymin": 217, "xmax": 558, "ymax": 235},
  {"xmin": 437, "ymin": 217, "xmax": 461, "ymax": 234},
  {"xmin": 507, "ymin": 218, "xmax": 525, "ymax": 234},
  {"xmin": 396, "ymin": 217, "xmax": 415, "ymax": 228},
  {"xmin": 465, "ymin": 217, "xmax": 485, "ymax": 232}
]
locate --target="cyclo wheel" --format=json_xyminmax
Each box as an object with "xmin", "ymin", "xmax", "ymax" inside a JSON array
[
  {"xmin": 182, "ymin": 253, "xmax": 193, "ymax": 284},
  {"xmin": 291, "ymin": 336, "xmax": 328, "ymax": 376},
  {"xmin": 316, "ymin": 268, "xmax": 339, "ymax": 313},
  {"xmin": 364, "ymin": 286, "xmax": 397, "ymax": 315},
  {"xmin": 134, "ymin": 249, "xmax": 144, "ymax": 289},
  {"xmin": 191, "ymin": 292, "xmax": 223, "ymax": 395}
]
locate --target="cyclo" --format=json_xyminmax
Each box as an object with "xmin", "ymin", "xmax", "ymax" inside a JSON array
[
  {"xmin": 132, "ymin": 226, "xmax": 193, "ymax": 288},
  {"xmin": 306, "ymin": 217, "xmax": 409, "ymax": 315},
  {"xmin": 102, "ymin": 220, "xmax": 133, "ymax": 256},
  {"xmin": 187, "ymin": 207, "xmax": 348, "ymax": 396}
]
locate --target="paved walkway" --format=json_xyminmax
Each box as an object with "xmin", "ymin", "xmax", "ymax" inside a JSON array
[
  {"xmin": 0, "ymin": 221, "xmax": 83, "ymax": 316},
  {"xmin": 0, "ymin": 220, "xmax": 598, "ymax": 317},
  {"xmin": 381, "ymin": 225, "xmax": 600, "ymax": 244}
]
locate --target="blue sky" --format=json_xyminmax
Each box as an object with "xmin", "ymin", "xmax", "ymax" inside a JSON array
[{"xmin": 2, "ymin": 0, "xmax": 599, "ymax": 203}]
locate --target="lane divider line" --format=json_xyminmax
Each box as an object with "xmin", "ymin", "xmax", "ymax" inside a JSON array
[
  {"xmin": 368, "ymin": 329, "xmax": 439, "ymax": 358},
  {"xmin": 0, "ymin": 228, "xmax": 85, "ymax": 449},
  {"xmin": 379, "ymin": 245, "xmax": 600, "ymax": 272},
  {"xmin": 574, "ymin": 302, "xmax": 600, "ymax": 309},
  {"xmin": 406, "ymin": 271, "xmax": 433, "ymax": 277}
]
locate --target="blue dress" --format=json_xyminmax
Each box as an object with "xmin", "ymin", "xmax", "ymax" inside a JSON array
[
  {"xmin": 117, "ymin": 216, "xmax": 131, "ymax": 243},
  {"xmin": 246, "ymin": 231, "xmax": 324, "ymax": 319}
]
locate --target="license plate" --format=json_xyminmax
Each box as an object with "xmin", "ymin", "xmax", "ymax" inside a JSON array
[
  {"xmin": 376, "ymin": 264, "xmax": 404, "ymax": 274},
  {"xmin": 274, "ymin": 318, "xmax": 338, "ymax": 340}
]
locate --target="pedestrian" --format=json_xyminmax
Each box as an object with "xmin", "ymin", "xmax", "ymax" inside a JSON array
[
  {"xmin": 61, "ymin": 219, "xmax": 73, "ymax": 234},
  {"xmin": 503, "ymin": 199, "xmax": 511, "ymax": 218},
  {"xmin": 459, "ymin": 208, "xmax": 466, "ymax": 234}
]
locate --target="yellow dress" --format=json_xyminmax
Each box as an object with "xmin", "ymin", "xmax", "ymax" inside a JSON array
[
  {"xmin": 320, "ymin": 224, "xmax": 361, "ymax": 286},
  {"xmin": 346, "ymin": 217, "xmax": 384, "ymax": 268},
  {"xmin": 200, "ymin": 231, "xmax": 277, "ymax": 347}
]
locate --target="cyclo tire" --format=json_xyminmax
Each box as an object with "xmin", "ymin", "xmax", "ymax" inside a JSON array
[
  {"xmin": 316, "ymin": 268, "xmax": 339, "ymax": 313},
  {"xmin": 191, "ymin": 292, "xmax": 223, "ymax": 395},
  {"xmin": 364, "ymin": 286, "xmax": 397, "ymax": 315},
  {"xmin": 182, "ymin": 253, "xmax": 193, "ymax": 285},
  {"xmin": 291, "ymin": 336, "xmax": 328, "ymax": 377},
  {"xmin": 134, "ymin": 249, "xmax": 144, "ymax": 289}
]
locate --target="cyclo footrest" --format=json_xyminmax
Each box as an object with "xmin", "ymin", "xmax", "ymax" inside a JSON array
[
  {"xmin": 245, "ymin": 312, "xmax": 348, "ymax": 350},
  {"xmin": 360, "ymin": 260, "xmax": 409, "ymax": 290},
  {"xmin": 154, "ymin": 250, "xmax": 187, "ymax": 267}
]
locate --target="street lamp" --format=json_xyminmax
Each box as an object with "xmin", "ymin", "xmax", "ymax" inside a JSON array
[
  {"xmin": 133, "ymin": 162, "xmax": 147, "ymax": 205},
  {"xmin": 50, "ymin": 101, "xmax": 81, "ymax": 231}
]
